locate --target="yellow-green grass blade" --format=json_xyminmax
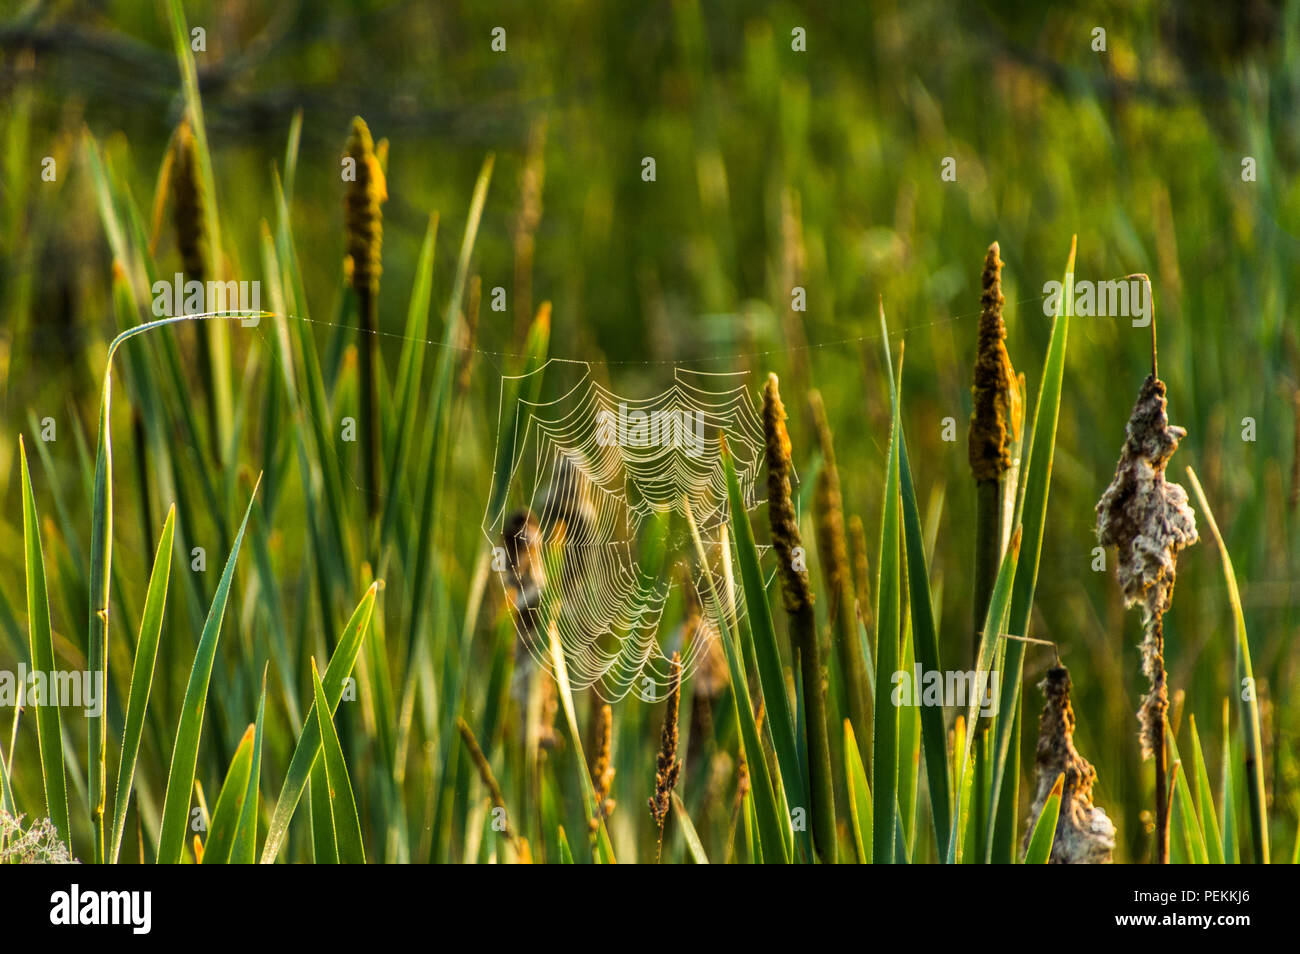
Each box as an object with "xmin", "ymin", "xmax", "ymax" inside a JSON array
[
  {"xmin": 260, "ymin": 582, "xmax": 379, "ymax": 862},
  {"xmin": 200, "ymin": 723, "xmax": 255, "ymax": 864},
  {"xmin": 989, "ymin": 238, "xmax": 1076, "ymax": 853},
  {"xmin": 950, "ymin": 526, "xmax": 1021, "ymax": 863},
  {"xmin": 844, "ymin": 719, "xmax": 873, "ymax": 863},
  {"xmin": 309, "ymin": 763, "xmax": 338, "ymax": 864},
  {"xmin": 722, "ymin": 443, "xmax": 810, "ymax": 859},
  {"xmin": 1023, "ymin": 774, "xmax": 1063, "ymax": 863},
  {"xmin": 1188, "ymin": 715, "xmax": 1225, "ymax": 864},
  {"xmin": 378, "ymin": 212, "xmax": 439, "ymax": 550},
  {"xmin": 672, "ymin": 792, "xmax": 710, "ymax": 864},
  {"xmin": 230, "ymin": 673, "xmax": 267, "ymax": 864},
  {"xmin": 408, "ymin": 155, "xmax": 496, "ymax": 643},
  {"xmin": 873, "ymin": 307, "xmax": 901, "ymax": 863},
  {"xmin": 86, "ymin": 377, "xmax": 113, "ymax": 864},
  {"xmin": 545, "ymin": 623, "xmax": 616, "ymax": 863},
  {"xmin": 1167, "ymin": 726, "xmax": 1209, "ymax": 863},
  {"xmin": 898, "ymin": 428, "xmax": 952, "ymax": 850},
  {"xmin": 311, "ymin": 658, "xmax": 365, "ymax": 863},
  {"xmin": 685, "ymin": 494, "xmax": 790, "ymax": 863},
  {"xmin": 18, "ymin": 437, "xmax": 71, "ymax": 852},
  {"xmin": 485, "ymin": 307, "xmax": 551, "ymax": 535},
  {"xmin": 1186, "ymin": 466, "xmax": 1269, "ymax": 863},
  {"xmin": 1221, "ymin": 699, "xmax": 1239, "ymax": 863},
  {"xmin": 108, "ymin": 505, "xmax": 175, "ymax": 864},
  {"xmin": 556, "ymin": 826, "xmax": 574, "ymax": 864},
  {"xmin": 156, "ymin": 476, "xmax": 262, "ymax": 864}
]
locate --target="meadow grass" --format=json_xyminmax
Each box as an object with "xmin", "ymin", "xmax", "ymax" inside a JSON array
[{"xmin": 0, "ymin": 1, "xmax": 1296, "ymax": 864}]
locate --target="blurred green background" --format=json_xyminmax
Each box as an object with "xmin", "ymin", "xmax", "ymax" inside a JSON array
[{"xmin": 0, "ymin": 0, "xmax": 1297, "ymax": 862}]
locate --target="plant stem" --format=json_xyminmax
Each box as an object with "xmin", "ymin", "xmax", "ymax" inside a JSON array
[
  {"xmin": 972, "ymin": 478, "xmax": 1003, "ymax": 664},
  {"xmin": 1152, "ymin": 614, "xmax": 1170, "ymax": 864}
]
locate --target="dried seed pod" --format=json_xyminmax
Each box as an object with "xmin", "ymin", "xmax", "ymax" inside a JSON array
[
  {"xmin": 1023, "ymin": 666, "xmax": 1115, "ymax": 864},
  {"xmin": 968, "ymin": 241, "xmax": 1016, "ymax": 483},
  {"xmin": 763, "ymin": 374, "xmax": 812, "ymax": 614},
  {"xmin": 1095, "ymin": 374, "xmax": 1198, "ymax": 757},
  {"xmin": 649, "ymin": 653, "xmax": 682, "ymax": 830}
]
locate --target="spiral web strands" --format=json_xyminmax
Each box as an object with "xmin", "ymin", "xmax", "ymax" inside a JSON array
[{"xmin": 483, "ymin": 361, "xmax": 773, "ymax": 701}]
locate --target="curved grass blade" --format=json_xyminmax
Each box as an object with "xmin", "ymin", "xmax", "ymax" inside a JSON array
[
  {"xmin": 1023, "ymin": 773, "xmax": 1063, "ymax": 863},
  {"xmin": 108, "ymin": 505, "xmax": 176, "ymax": 863},
  {"xmin": 260, "ymin": 582, "xmax": 379, "ymax": 862},
  {"xmin": 1185, "ymin": 466, "xmax": 1268, "ymax": 863},
  {"xmin": 18, "ymin": 437, "xmax": 71, "ymax": 852},
  {"xmin": 156, "ymin": 475, "xmax": 262, "ymax": 864},
  {"xmin": 200, "ymin": 723, "xmax": 255, "ymax": 864},
  {"xmin": 311, "ymin": 658, "xmax": 365, "ymax": 863}
]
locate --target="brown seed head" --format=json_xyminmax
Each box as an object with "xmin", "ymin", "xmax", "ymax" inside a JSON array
[
  {"xmin": 968, "ymin": 241, "xmax": 1015, "ymax": 482},
  {"xmin": 1024, "ymin": 666, "xmax": 1116, "ymax": 863},
  {"xmin": 763, "ymin": 374, "xmax": 813, "ymax": 613},
  {"xmin": 649, "ymin": 653, "xmax": 682, "ymax": 827}
]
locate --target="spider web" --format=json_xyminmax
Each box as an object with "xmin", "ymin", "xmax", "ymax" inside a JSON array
[{"xmin": 482, "ymin": 360, "xmax": 773, "ymax": 702}]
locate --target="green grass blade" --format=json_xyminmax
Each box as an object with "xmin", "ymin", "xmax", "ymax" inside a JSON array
[
  {"xmin": 260, "ymin": 582, "xmax": 379, "ymax": 862},
  {"xmin": 685, "ymin": 495, "xmax": 790, "ymax": 863},
  {"xmin": 200, "ymin": 723, "xmax": 255, "ymax": 864},
  {"xmin": 86, "ymin": 382, "xmax": 113, "ymax": 864},
  {"xmin": 309, "ymin": 762, "xmax": 337, "ymax": 864},
  {"xmin": 950, "ymin": 526, "xmax": 1021, "ymax": 862},
  {"xmin": 844, "ymin": 719, "xmax": 873, "ymax": 863},
  {"xmin": 311, "ymin": 658, "xmax": 365, "ymax": 863},
  {"xmin": 18, "ymin": 437, "xmax": 71, "ymax": 852},
  {"xmin": 556, "ymin": 826, "xmax": 574, "ymax": 864},
  {"xmin": 230, "ymin": 673, "xmax": 267, "ymax": 863},
  {"xmin": 722, "ymin": 444, "xmax": 808, "ymax": 855},
  {"xmin": 1167, "ymin": 727, "xmax": 1208, "ymax": 863},
  {"xmin": 1023, "ymin": 774, "xmax": 1063, "ymax": 863},
  {"xmin": 1221, "ymin": 698, "xmax": 1239, "ymax": 864},
  {"xmin": 898, "ymin": 429, "xmax": 952, "ymax": 850},
  {"xmin": 672, "ymin": 792, "xmax": 710, "ymax": 864},
  {"xmin": 874, "ymin": 307, "xmax": 901, "ymax": 864},
  {"xmin": 1188, "ymin": 715, "xmax": 1224, "ymax": 864},
  {"xmin": 545, "ymin": 623, "xmax": 616, "ymax": 863},
  {"xmin": 1186, "ymin": 466, "xmax": 1269, "ymax": 863},
  {"xmin": 156, "ymin": 476, "xmax": 262, "ymax": 864},
  {"xmin": 378, "ymin": 212, "xmax": 439, "ymax": 549},
  {"xmin": 108, "ymin": 504, "xmax": 175, "ymax": 864}
]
